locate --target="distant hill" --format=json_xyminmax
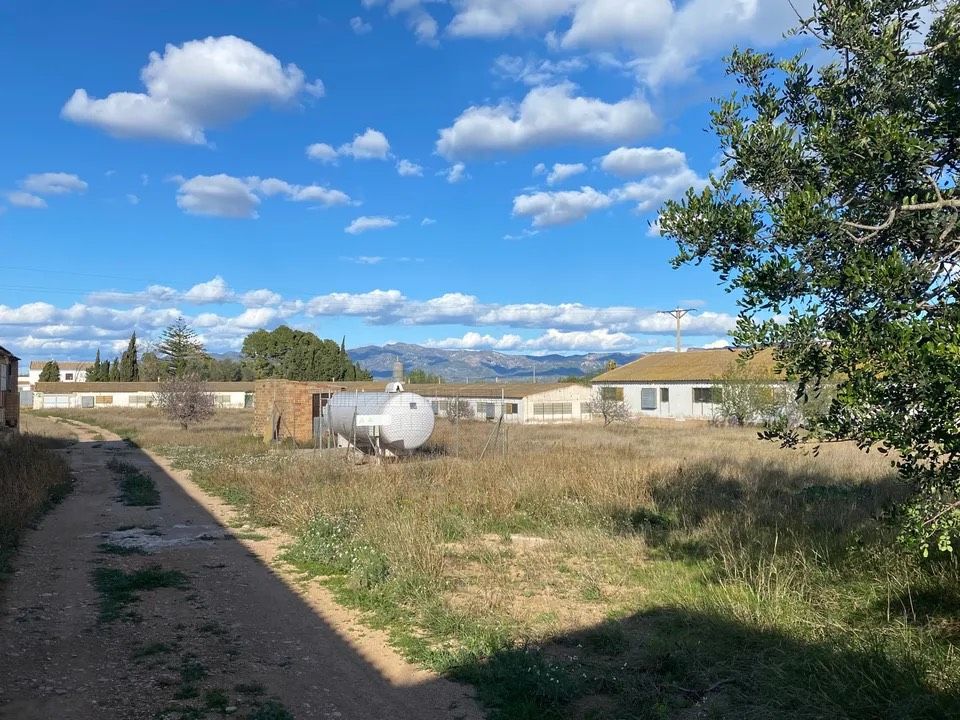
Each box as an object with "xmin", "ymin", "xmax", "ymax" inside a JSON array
[{"xmin": 348, "ymin": 342, "xmax": 642, "ymax": 382}]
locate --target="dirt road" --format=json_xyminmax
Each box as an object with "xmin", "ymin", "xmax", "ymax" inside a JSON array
[{"xmin": 0, "ymin": 420, "xmax": 481, "ymax": 720}]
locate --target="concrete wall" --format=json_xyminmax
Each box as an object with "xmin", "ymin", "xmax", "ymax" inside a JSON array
[{"xmin": 427, "ymin": 385, "xmax": 594, "ymax": 424}]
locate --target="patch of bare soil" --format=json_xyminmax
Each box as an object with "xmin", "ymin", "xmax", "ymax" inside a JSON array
[{"xmin": 0, "ymin": 421, "xmax": 480, "ymax": 720}]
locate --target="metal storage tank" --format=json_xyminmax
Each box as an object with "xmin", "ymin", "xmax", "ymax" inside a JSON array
[{"xmin": 326, "ymin": 388, "xmax": 434, "ymax": 454}]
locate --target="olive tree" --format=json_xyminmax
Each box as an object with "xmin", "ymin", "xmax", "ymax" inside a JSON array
[{"xmin": 659, "ymin": 0, "xmax": 960, "ymax": 555}]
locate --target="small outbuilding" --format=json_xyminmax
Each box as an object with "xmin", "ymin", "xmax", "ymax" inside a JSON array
[
  {"xmin": 592, "ymin": 348, "xmax": 780, "ymax": 420},
  {"xmin": 0, "ymin": 345, "xmax": 20, "ymax": 432}
]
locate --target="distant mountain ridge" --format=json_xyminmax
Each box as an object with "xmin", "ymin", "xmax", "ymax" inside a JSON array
[{"xmin": 347, "ymin": 342, "xmax": 642, "ymax": 381}]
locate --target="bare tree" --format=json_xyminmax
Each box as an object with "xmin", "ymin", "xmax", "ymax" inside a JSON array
[
  {"xmin": 587, "ymin": 388, "xmax": 631, "ymax": 426},
  {"xmin": 445, "ymin": 398, "xmax": 474, "ymax": 425},
  {"xmin": 155, "ymin": 374, "xmax": 215, "ymax": 430}
]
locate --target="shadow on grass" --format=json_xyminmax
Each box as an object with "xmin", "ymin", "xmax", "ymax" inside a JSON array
[{"xmin": 451, "ymin": 605, "xmax": 960, "ymax": 720}]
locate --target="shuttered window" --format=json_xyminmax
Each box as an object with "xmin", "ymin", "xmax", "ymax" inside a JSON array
[
  {"xmin": 600, "ymin": 387, "xmax": 624, "ymax": 401},
  {"xmin": 640, "ymin": 388, "xmax": 657, "ymax": 410}
]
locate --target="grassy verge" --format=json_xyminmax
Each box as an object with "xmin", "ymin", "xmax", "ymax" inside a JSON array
[
  {"xmin": 0, "ymin": 425, "xmax": 74, "ymax": 575},
  {"xmin": 43, "ymin": 408, "xmax": 960, "ymax": 718}
]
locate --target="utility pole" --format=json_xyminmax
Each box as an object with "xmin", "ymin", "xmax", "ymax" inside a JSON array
[{"xmin": 658, "ymin": 308, "xmax": 695, "ymax": 353}]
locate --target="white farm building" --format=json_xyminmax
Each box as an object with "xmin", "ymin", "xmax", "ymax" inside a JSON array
[
  {"xmin": 592, "ymin": 348, "xmax": 780, "ymax": 420},
  {"xmin": 28, "ymin": 360, "xmax": 90, "ymax": 385},
  {"xmin": 32, "ymin": 382, "xmax": 255, "ymax": 410},
  {"xmin": 336, "ymin": 381, "xmax": 596, "ymax": 424}
]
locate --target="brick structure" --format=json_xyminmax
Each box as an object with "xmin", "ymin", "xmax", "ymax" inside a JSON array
[
  {"xmin": 0, "ymin": 345, "xmax": 20, "ymax": 432},
  {"xmin": 254, "ymin": 379, "xmax": 345, "ymax": 444}
]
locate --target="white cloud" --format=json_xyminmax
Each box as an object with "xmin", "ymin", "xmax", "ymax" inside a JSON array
[
  {"xmin": 363, "ymin": 0, "xmax": 438, "ymax": 44},
  {"xmin": 702, "ymin": 338, "xmax": 732, "ymax": 349},
  {"xmin": 174, "ymin": 174, "xmax": 352, "ymax": 218},
  {"xmin": 492, "ymin": 54, "xmax": 587, "ymax": 85},
  {"xmin": 350, "ymin": 16, "xmax": 373, "ymax": 34},
  {"xmin": 421, "ymin": 217, "xmax": 436, "ymax": 226},
  {"xmin": 5, "ymin": 278, "xmax": 739, "ymax": 358},
  {"xmin": 396, "ymin": 158, "xmax": 423, "ymax": 177},
  {"xmin": 306, "ymin": 142, "xmax": 338, "ymax": 163},
  {"xmin": 7, "ymin": 191, "xmax": 47, "ymax": 209},
  {"xmin": 514, "ymin": 149, "xmax": 708, "ymax": 228},
  {"xmin": 443, "ymin": 0, "xmax": 805, "ymax": 87},
  {"xmin": 562, "ymin": 0, "xmax": 672, "ymax": 50},
  {"xmin": 513, "ymin": 186, "xmax": 612, "ymax": 227},
  {"xmin": 240, "ymin": 289, "xmax": 282, "ymax": 307},
  {"xmin": 447, "ymin": 0, "xmax": 575, "ymax": 38},
  {"xmin": 184, "ymin": 276, "xmax": 232, "ymax": 304},
  {"xmin": 425, "ymin": 328, "xmax": 638, "ymax": 352},
  {"xmin": 600, "ymin": 146, "xmax": 686, "ymax": 177},
  {"xmin": 22, "ymin": 172, "xmax": 88, "ymax": 195},
  {"xmin": 610, "ymin": 168, "xmax": 707, "ymax": 212},
  {"xmin": 437, "ymin": 82, "xmax": 657, "ymax": 159},
  {"xmin": 546, "ymin": 162, "xmax": 587, "ymax": 185},
  {"xmin": 126, "ymin": 193, "xmax": 140, "ymax": 205},
  {"xmin": 345, "ymin": 215, "xmax": 398, "ymax": 234},
  {"xmin": 61, "ymin": 35, "xmax": 322, "ymax": 144},
  {"xmin": 443, "ymin": 162, "xmax": 467, "ymax": 184},
  {"xmin": 340, "ymin": 127, "xmax": 391, "ymax": 159},
  {"xmin": 305, "ymin": 289, "xmax": 405, "ymax": 316},
  {"xmin": 308, "ymin": 128, "xmax": 391, "ymax": 163},
  {"xmin": 176, "ymin": 174, "xmax": 261, "ymax": 218}
]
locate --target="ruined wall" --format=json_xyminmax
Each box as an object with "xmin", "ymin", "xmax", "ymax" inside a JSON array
[{"xmin": 253, "ymin": 379, "xmax": 342, "ymax": 444}]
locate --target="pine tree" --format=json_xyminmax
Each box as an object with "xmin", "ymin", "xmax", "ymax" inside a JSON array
[
  {"xmin": 118, "ymin": 332, "xmax": 139, "ymax": 381},
  {"xmin": 38, "ymin": 360, "xmax": 60, "ymax": 382},
  {"xmin": 156, "ymin": 318, "xmax": 207, "ymax": 377},
  {"xmin": 89, "ymin": 350, "xmax": 103, "ymax": 383}
]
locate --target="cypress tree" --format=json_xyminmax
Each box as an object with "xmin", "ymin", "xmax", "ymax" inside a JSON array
[
  {"xmin": 118, "ymin": 332, "xmax": 139, "ymax": 381},
  {"xmin": 101, "ymin": 358, "xmax": 110, "ymax": 382},
  {"xmin": 90, "ymin": 350, "xmax": 102, "ymax": 382},
  {"xmin": 109, "ymin": 358, "xmax": 120, "ymax": 382}
]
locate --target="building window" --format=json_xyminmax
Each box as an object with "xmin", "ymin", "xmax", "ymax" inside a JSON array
[
  {"xmin": 660, "ymin": 387, "xmax": 670, "ymax": 403},
  {"xmin": 504, "ymin": 402, "xmax": 519, "ymax": 415},
  {"xmin": 694, "ymin": 387, "xmax": 721, "ymax": 404},
  {"xmin": 95, "ymin": 395, "xmax": 114, "ymax": 405},
  {"xmin": 65, "ymin": 373, "xmax": 74, "ymax": 381},
  {"xmin": 640, "ymin": 388, "xmax": 657, "ymax": 410},
  {"xmin": 600, "ymin": 387, "xmax": 624, "ymax": 402},
  {"xmin": 532, "ymin": 402, "xmax": 573, "ymax": 418}
]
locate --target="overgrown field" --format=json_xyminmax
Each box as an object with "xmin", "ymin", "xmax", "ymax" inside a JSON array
[
  {"xmin": 37, "ymin": 408, "xmax": 960, "ymax": 719},
  {"xmin": 0, "ymin": 416, "xmax": 75, "ymax": 574}
]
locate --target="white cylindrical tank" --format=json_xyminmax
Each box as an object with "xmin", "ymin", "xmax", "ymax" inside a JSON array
[{"xmin": 326, "ymin": 390, "xmax": 435, "ymax": 453}]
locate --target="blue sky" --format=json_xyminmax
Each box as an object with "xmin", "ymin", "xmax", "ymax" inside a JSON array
[{"xmin": 0, "ymin": 0, "xmax": 811, "ymax": 364}]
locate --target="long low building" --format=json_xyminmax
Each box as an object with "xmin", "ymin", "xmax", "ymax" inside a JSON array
[
  {"xmin": 255, "ymin": 379, "xmax": 595, "ymax": 444},
  {"xmin": 31, "ymin": 382, "xmax": 255, "ymax": 410},
  {"xmin": 592, "ymin": 348, "xmax": 781, "ymax": 420}
]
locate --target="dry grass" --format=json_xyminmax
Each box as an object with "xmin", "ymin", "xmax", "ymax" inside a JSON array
[
  {"xmin": 39, "ymin": 409, "xmax": 960, "ymax": 719},
  {"xmin": 0, "ymin": 417, "xmax": 74, "ymax": 573}
]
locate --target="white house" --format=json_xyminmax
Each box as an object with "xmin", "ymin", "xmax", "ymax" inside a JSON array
[
  {"xmin": 28, "ymin": 360, "xmax": 90, "ymax": 385},
  {"xmin": 32, "ymin": 382, "xmax": 255, "ymax": 410},
  {"xmin": 592, "ymin": 348, "xmax": 780, "ymax": 420}
]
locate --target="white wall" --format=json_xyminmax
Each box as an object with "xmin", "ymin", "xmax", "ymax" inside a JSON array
[
  {"xmin": 424, "ymin": 385, "xmax": 594, "ymax": 424},
  {"xmin": 33, "ymin": 390, "xmax": 250, "ymax": 410},
  {"xmin": 28, "ymin": 367, "xmax": 88, "ymax": 385},
  {"xmin": 593, "ymin": 382, "xmax": 720, "ymax": 420}
]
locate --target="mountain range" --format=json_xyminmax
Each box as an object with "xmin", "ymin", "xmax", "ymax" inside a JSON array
[{"xmin": 347, "ymin": 343, "xmax": 642, "ymax": 382}]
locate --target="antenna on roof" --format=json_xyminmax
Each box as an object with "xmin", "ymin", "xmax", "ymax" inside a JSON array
[{"xmin": 658, "ymin": 308, "xmax": 695, "ymax": 353}]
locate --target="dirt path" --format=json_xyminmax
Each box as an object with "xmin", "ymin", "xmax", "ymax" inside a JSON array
[{"xmin": 0, "ymin": 420, "xmax": 481, "ymax": 720}]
